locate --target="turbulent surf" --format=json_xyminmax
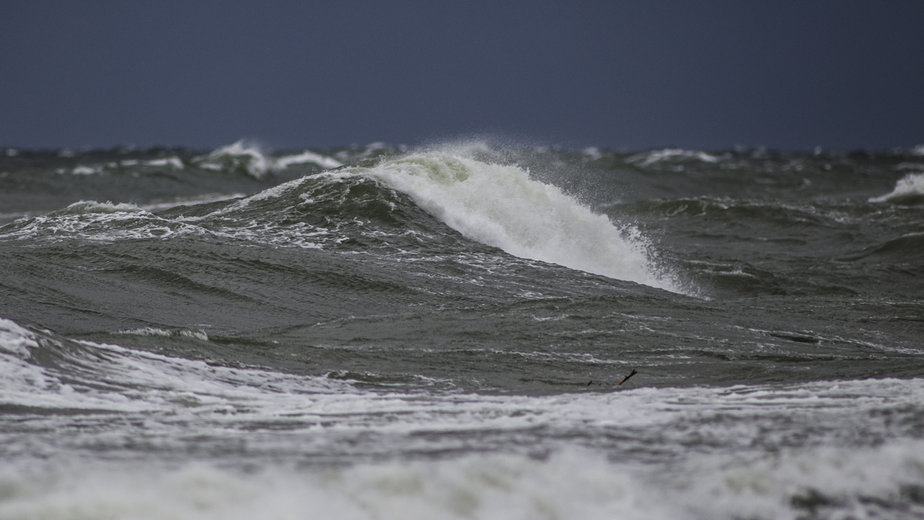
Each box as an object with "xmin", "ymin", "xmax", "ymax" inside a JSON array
[{"xmin": 1, "ymin": 141, "xmax": 923, "ymax": 519}]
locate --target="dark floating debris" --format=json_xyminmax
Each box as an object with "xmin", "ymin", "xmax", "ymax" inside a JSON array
[
  {"xmin": 585, "ymin": 368, "xmax": 639, "ymax": 389},
  {"xmin": 617, "ymin": 369, "xmax": 638, "ymax": 387}
]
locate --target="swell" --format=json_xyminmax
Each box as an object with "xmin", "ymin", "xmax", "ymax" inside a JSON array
[
  {"xmin": 840, "ymin": 232, "xmax": 924, "ymax": 265},
  {"xmin": 606, "ymin": 194, "xmax": 924, "ymax": 298},
  {"xmin": 610, "ymin": 196, "xmax": 863, "ymax": 230},
  {"xmin": 191, "ymin": 173, "xmax": 454, "ymax": 250},
  {"xmin": 2, "ymin": 149, "xmax": 684, "ymax": 293}
]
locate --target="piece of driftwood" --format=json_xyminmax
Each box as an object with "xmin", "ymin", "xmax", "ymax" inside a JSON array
[
  {"xmin": 586, "ymin": 368, "xmax": 639, "ymax": 388},
  {"xmin": 617, "ymin": 368, "xmax": 638, "ymax": 386}
]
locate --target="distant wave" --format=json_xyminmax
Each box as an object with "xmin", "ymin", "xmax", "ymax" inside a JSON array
[
  {"xmin": 627, "ymin": 148, "xmax": 722, "ymax": 167},
  {"xmin": 870, "ymin": 172, "xmax": 924, "ymax": 203},
  {"xmin": 116, "ymin": 327, "xmax": 209, "ymax": 341},
  {"xmin": 44, "ymin": 141, "xmax": 344, "ymax": 178},
  {"xmin": 275, "ymin": 150, "xmax": 343, "ymax": 170},
  {"xmin": 192, "ymin": 141, "xmax": 343, "ymax": 178}
]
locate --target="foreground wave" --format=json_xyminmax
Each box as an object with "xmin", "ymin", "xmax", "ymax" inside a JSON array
[
  {"xmin": 4, "ymin": 440, "xmax": 924, "ymax": 520},
  {"xmin": 3, "ymin": 314, "xmax": 923, "ymax": 519}
]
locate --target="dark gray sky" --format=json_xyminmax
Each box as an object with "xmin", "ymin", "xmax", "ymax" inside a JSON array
[{"xmin": 2, "ymin": 1, "xmax": 923, "ymax": 150}]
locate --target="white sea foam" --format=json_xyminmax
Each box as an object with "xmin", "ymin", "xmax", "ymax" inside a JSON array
[
  {"xmin": 0, "ymin": 317, "xmax": 36, "ymax": 358},
  {"xmin": 678, "ymin": 439, "xmax": 924, "ymax": 520},
  {"xmin": 363, "ymin": 150, "xmax": 683, "ymax": 293},
  {"xmin": 195, "ymin": 142, "xmax": 344, "ymax": 177},
  {"xmin": 57, "ymin": 200, "xmax": 144, "ymax": 213},
  {"xmin": 116, "ymin": 327, "xmax": 209, "ymax": 341},
  {"xmin": 8, "ymin": 307, "xmax": 921, "ymax": 438},
  {"xmin": 582, "ymin": 146, "xmax": 603, "ymax": 160},
  {"xmin": 275, "ymin": 150, "xmax": 343, "ymax": 170},
  {"xmin": 0, "ymin": 318, "xmax": 75, "ymax": 405},
  {"xmin": 0, "ymin": 200, "xmax": 216, "ymax": 243},
  {"xmin": 51, "ymin": 157, "xmax": 183, "ymax": 175},
  {"xmin": 144, "ymin": 156, "xmax": 185, "ymax": 169},
  {"xmin": 68, "ymin": 165, "xmax": 101, "ymax": 175},
  {"xmin": 194, "ymin": 140, "xmax": 275, "ymax": 178},
  {"xmin": 627, "ymin": 148, "xmax": 721, "ymax": 167},
  {"xmin": 869, "ymin": 172, "xmax": 924, "ymax": 202},
  {"xmin": 1, "ymin": 438, "xmax": 922, "ymax": 520},
  {"xmin": 0, "ymin": 451, "xmax": 649, "ymax": 520}
]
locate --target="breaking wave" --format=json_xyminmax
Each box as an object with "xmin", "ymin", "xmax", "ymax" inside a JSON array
[
  {"xmin": 360, "ymin": 150, "xmax": 683, "ymax": 292},
  {"xmin": 870, "ymin": 172, "xmax": 924, "ymax": 203}
]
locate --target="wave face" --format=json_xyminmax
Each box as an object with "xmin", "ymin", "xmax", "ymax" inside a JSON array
[{"xmin": 1, "ymin": 141, "xmax": 923, "ymax": 519}]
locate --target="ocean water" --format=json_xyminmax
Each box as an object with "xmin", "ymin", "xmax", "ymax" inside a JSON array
[{"xmin": 1, "ymin": 140, "xmax": 923, "ymax": 519}]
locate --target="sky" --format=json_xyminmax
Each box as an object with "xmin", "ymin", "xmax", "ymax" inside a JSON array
[{"xmin": 2, "ymin": 1, "xmax": 923, "ymax": 151}]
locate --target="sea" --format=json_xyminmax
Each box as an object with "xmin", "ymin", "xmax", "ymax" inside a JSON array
[{"xmin": 1, "ymin": 140, "xmax": 922, "ymax": 519}]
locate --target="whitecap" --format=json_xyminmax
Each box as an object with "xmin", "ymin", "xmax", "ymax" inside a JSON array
[
  {"xmin": 0, "ymin": 200, "xmax": 215, "ymax": 243},
  {"xmin": 627, "ymin": 148, "xmax": 720, "ymax": 167},
  {"xmin": 582, "ymin": 146, "xmax": 603, "ymax": 160},
  {"xmin": 275, "ymin": 150, "xmax": 343, "ymax": 170},
  {"xmin": 193, "ymin": 141, "xmax": 275, "ymax": 178},
  {"xmin": 869, "ymin": 172, "xmax": 924, "ymax": 203},
  {"xmin": 69, "ymin": 165, "xmax": 101, "ymax": 175},
  {"xmin": 144, "ymin": 156, "xmax": 185, "ymax": 169},
  {"xmin": 116, "ymin": 327, "xmax": 209, "ymax": 341}
]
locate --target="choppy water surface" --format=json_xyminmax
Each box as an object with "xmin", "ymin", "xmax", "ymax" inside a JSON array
[{"xmin": 1, "ymin": 141, "xmax": 923, "ymax": 519}]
